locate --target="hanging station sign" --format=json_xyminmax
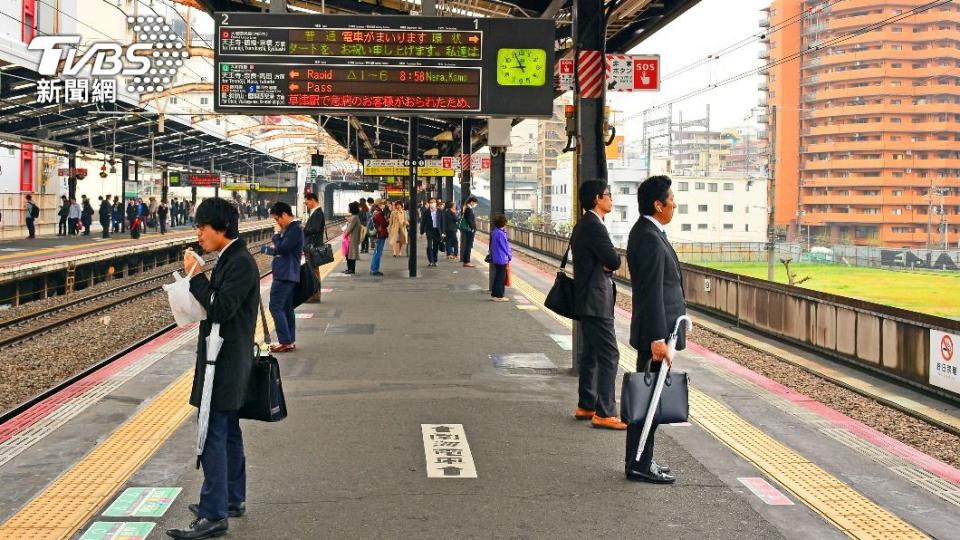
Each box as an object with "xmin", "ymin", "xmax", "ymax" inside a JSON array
[
  {"xmin": 213, "ymin": 13, "xmax": 555, "ymax": 117},
  {"xmin": 363, "ymin": 159, "xmax": 409, "ymax": 177},
  {"xmin": 188, "ymin": 173, "xmax": 221, "ymax": 186}
]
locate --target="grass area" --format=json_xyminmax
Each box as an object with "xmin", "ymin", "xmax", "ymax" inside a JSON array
[{"xmin": 701, "ymin": 261, "xmax": 960, "ymax": 319}]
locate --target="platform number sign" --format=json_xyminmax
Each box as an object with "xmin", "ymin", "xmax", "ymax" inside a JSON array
[{"xmin": 930, "ymin": 330, "xmax": 960, "ymax": 394}]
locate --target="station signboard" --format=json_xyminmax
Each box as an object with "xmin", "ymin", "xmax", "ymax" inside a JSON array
[
  {"xmin": 188, "ymin": 173, "xmax": 221, "ymax": 187},
  {"xmin": 222, "ymin": 182, "xmax": 258, "ymax": 190},
  {"xmin": 419, "ymin": 158, "xmax": 455, "ymax": 177},
  {"xmin": 364, "ymin": 159, "xmax": 409, "ymax": 177},
  {"xmin": 214, "ymin": 13, "xmax": 555, "ymax": 117},
  {"xmin": 168, "ymin": 171, "xmax": 181, "ymax": 186}
]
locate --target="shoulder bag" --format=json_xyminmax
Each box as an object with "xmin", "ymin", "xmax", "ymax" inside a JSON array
[
  {"xmin": 306, "ymin": 221, "xmax": 335, "ymax": 266},
  {"xmin": 293, "ymin": 260, "xmax": 320, "ymax": 307},
  {"xmin": 239, "ymin": 294, "xmax": 288, "ymax": 422},
  {"xmin": 544, "ymin": 239, "xmax": 578, "ymax": 320},
  {"xmin": 620, "ymin": 362, "xmax": 689, "ymax": 426}
]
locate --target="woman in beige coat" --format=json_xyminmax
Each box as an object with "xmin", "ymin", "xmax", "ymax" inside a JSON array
[
  {"xmin": 343, "ymin": 201, "xmax": 362, "ymax": 274},
  {"xmin": 388, "ymin": 201, "xmax": 408, "ymax": 257}
]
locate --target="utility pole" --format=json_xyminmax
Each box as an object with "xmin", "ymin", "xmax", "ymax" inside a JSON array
[
  {"xmin": 927, "ymin": 178, "xmax": 934, "ymax": 250},
  {"xmin": 767, "ymin": 105, "xmax": 777, "ymax": 282}
]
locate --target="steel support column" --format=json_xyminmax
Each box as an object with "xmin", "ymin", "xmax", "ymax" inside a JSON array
[
  {"xmin": 67, "ymin": 150, "xmax": 77, "ymax": 201},
  {"xmin": 460, "ymin": 118, "xmax": 472, "ymax": 203},
  {"xmin": 488, "ymin": 149, "xmax": 506, "ymax": 290},
  {"xmin": 408, "ymin": 117, "xmax": 419, "ymax": 277},
  {"xmin": 572, "ymin": 0, "xmax": 608, "ymax": 373}
]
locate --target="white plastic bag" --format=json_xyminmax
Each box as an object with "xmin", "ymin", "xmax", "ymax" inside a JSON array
[{"xmin": 163, "ymin": 254, "xmax": 207, "ymax": 327}]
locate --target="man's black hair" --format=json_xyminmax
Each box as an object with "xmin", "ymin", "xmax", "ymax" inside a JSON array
[
  {"xmin": 348, "ymin": 201, "xmax": 360, "ymax": 215},
  {"xmin": 304, "ymin": 192, "xmax": 319, "ymax": 202},
  {"xmin": 195, "ymin": 197, "xmax": 240, "ymax": 239},
  {"xmin": 466, "ymin": 196, "xmax": 478, "ymax": 204},
  {"xmin": 578, "ymin": 180, "xmax": 608, "ymax": 211},
  {"xmin": 638, "ymin": 175, "xmax": 673, "ymax": 216},
  {"xmin": 270, "ymin": 201, "xmax": 293, "ymax": 217},
  {"xmin": 367, "ymin": 197, "xmax": 374, "ymax": 204}
]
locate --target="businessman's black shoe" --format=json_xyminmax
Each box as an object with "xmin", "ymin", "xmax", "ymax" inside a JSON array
[
  {"xmin": 165, "ymin": 518, "xmax": 228, "ymax": 539},
  {"xmin": 188, "ymin": 502, "xmax": 245, "ymax": 518},
  {"xmin": 626, "ymin": 465, "xmax": 676, "ymax": 484}
]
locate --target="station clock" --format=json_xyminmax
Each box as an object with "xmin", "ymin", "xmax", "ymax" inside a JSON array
[{"xmin": 496, "ymin": 48, "xmax": 547, "ymax": 87}]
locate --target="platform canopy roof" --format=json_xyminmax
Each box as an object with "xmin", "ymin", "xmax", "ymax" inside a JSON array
[
  {"xmin": 0, "ymin": 63, "xmax": 298, "ymax": 175},
  {"xmin": 192, "ymin": 0, "xmax": 701, "ymax": 161}
]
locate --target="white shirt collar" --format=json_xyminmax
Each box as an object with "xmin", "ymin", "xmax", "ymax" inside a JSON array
[
  {"xmin": 644, "ymin": 215, "xmax": 666, "ymax": 234},
  {"xmin": 588, "ymin": 209, "xmax": 604, "ymax": 222},
  {"xmin": 218, "ymin": 238, "xmax": 238, "ymax": 259}
]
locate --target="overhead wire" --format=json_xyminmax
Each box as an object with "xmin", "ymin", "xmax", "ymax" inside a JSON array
[{"xmin": 628, "ymin": 0, "xmax": 953, "ymax": 121}]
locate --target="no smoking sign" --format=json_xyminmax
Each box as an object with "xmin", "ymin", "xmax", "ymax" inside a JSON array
[{"xmin": 942, "ymin": 334, "xmax": 954, "ymax": 362}]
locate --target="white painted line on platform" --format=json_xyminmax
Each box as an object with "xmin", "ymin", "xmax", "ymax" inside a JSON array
[
  {"xmin": 421, "ymin": 424, "xmax": 477, "ymax": 479},
  {"xmin": 517, "ymin": 305, "xmax": 538, "ymax": 311},
  {"xmin": 513, "ymin": 296, "xmax": 530, "ymax": 304},
  {"xmin": 550, "ymin": 334, "xmax": 573, "ymax": 351},
  {"xmin": 666, "ymin": 422, "xmax": 692, "ymax": 427},
  {"xmin": 295, "ymin": 313, "xmax": 314, "ymax": 319},
  {"xmin": 0, "ymin": 248, "xmax": 24, "ymax": 252},
  {"xmin": 737, "ymin": 477, "xmax": 794, "ymax": 506}
]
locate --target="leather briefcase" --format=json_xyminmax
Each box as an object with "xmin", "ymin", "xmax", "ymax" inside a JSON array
[
  {"xmin": 240, "ymin": 299, "xmax": 288, "ymax": 422},
  {"xmin": 544, "ymin": 240, "xmax": 578, "ymax": 320},
  {"xmin": 307, "ymin": 243, "xmax": 334, "ymax": 266},
  {"xmin": 620, "ymin": 368, "xmax": 689, "ymax": 426}
]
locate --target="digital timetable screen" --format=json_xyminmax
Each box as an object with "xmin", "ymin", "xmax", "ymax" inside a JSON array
[{"xmin": 214, "ymin": 13, "xmax": 555, "ymax": 117}]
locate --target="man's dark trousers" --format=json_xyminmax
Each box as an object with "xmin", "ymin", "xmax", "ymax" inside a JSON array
[
  {"xmin": 625, "ymin": 351, "xmax": 661, "ymax": 472},
  {"xmin": 25, "ymin": 218, "xmax": 35, "ymax": 238},
  {"xmin": 577, "ymin": 316, "xmax": 620, "ymax": 418},
  {"xmin": 269, "ymin": 279, "xmax": 297, "ymax": 344},
  {"xmin": 100, "ymin": 219, "xmax": 110, "ymax": 238},
  {"xmin": 460, "ymin": 230, "xmax": 474, "ymax": 263},
  {"xmin": 426, "ymin": 230, "xmax": 440, "ymax": 264},
  {"xmin": 199, "ymin": 409, "xmax": 245, "ymax": 520}
]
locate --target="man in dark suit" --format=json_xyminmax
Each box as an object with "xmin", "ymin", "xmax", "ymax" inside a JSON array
[
  {"xmin": 267, "ymin": 202, "xmax": 303, "ymax": 352},
  {"xmin": 571, "ymin": 180, "xmax": 626, "ymax": 430},
  {"xmin": 303, "ymin": 193, "xmax": 326, "ymax": 303},
  {"xmin": 625, "ymin": 175, "xmax": 685, "ymax": 484},
  {"xmin": 460, "ymin": 196, "xmax": 478, "ymax": 267},
  {"xmin": 98, "ymin": 195, "xmax": 112, "ymax": 238},
  {"xmin": 419, "ymin": 198, "xmax": 442, "ymax": 267},
  {"xmin": 167, "ymin": 199, "xmax": 259, "ymax": 539}
]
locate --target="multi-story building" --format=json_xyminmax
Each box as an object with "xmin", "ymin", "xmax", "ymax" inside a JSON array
[
  {"xmin": 765, "ymin": 0, "xmax": 960, "ymax": 248},
  {"xmin": 550, "ymin": 165, "xmax": 767, "ymax": 246},
  {"xmin": 537, "ymin": 101, "xmax": 567, "ymax": 219}
]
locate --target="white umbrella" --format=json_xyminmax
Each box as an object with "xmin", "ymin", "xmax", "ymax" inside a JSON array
[
  {"xmin": 196, "ymin": 317, "xmax": 223, "ymax": 468},
  {"xmin": 635, "ymin": 315, "xmax": 694, "ymax": 461}
]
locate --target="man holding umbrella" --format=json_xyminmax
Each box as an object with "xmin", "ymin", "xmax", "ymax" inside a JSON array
[
  {"xmin": 167, "ymin": 198, "xmax": 259, "ymax": 539},
  {"xmin": 625, "ymin": 175, "xmax": 686, "ymax": 484}
]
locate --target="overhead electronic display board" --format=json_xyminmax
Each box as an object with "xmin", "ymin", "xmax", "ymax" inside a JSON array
[{"xmin": 213, "ymin": 13, "xmax": 555, "ymax": 117}]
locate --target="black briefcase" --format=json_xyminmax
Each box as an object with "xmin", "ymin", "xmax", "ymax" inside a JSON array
[
  {"xmin": 239, "ymin": 349, "xmax": 288, "ymax": 422},
  {"xmin": 620, "ymin": 368, "xmax": 689, "ymax": 426},
  {"xmin": 544, "ymin": 241, "xmax": 578, "ymax": 320},
  {"xmin": 307, "ymin": 243, "xmax": 334, "ymax": 266},
  {"xmin": 240, "ymin": 300, "xmax": 288, "ymax": 422},
  {"xmin": 293, "ymin": 262, "xmax": 320, "ymax": 307}
]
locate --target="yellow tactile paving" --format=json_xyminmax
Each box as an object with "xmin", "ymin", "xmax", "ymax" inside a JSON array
[
  {"xmin": 501, "ymin": 254, "xmax": 927, "ymax": 539},
  {"xmin": 0, "ymin": 254, "xmax": 340, "ymax": 540}
]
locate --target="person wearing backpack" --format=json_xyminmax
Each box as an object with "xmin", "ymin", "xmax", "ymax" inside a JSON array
[{"xmin": 24, "ymin": 194, "xmax": 39, "ymax": 239}]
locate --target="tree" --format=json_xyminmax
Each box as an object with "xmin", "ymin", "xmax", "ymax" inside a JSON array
[{"xmin": 780, "ymin": 258, "xmax": 810, "ymax": 286}]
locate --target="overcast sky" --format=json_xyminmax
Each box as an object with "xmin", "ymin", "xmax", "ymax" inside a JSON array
[{"xmin": 607, "ymin": 0, "xmax": 771, "ymax": 132}]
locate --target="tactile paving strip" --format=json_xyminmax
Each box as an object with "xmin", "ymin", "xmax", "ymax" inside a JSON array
[
  {"xmin": 697, "ymin": 356, "xmax": 960, "ymax": 509},
  {"xmin": 501, "ymin": 258, "xmax": 927, "ymax": 539}
]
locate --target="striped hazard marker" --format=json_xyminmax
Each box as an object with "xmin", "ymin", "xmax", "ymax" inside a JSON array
[{"xmin": 577, "ymin": 50, "xmax": 604, "ymax": 99}]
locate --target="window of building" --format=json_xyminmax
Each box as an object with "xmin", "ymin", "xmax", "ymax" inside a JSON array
[
  {"xmin": 745, "ymin": 224, "xmax": 750, "ymax": 232},
  {"xmin": 891, "ymin": 117, "xmax": 902, "ymax": 123},
  {"xmin": 723, "ymin": 204, "xmax": 733, "ymax": 212},
  {"xmin": 708, "ymin": 183, "xmax": 718, "ymax": 192},
  {"xmin": 681, "ymin": 224, "xmax": 692, "ymax": 232},
  {"xmin": 678, "ymin": 204, "xmax": 688, "ymax": 214},
  {"xmin": 893, "ymin": 208, "xmax": 903, "ymax": 215},
  {"xmin": 892, "ymin": 27, "xmax": 903, "ymax": 32},
  {"xmin": 724, "ymin": 182, "xmax": 734, "ymax": 191},
  {"xmin": 697, "ymin": 224, "xmax": 708, "ymax": 230},
  {"xmin": 169, "ymin": 97, "xmax": 178, "ymax": 104},
  {"xmin": 698, "ymin": 204, "xmax": 708, "ymax": 212},
  {"xmin": 678, "ymin": 181, "xmax": 689, "ymax": 191},
  {"xmin": 695, "ymin": 182, "xmax": 705, "ymax": 190},
  {"xmin": 200, "ymin": 97, "xmax": 209, "ymax": 105},
  {"xmin": 893, "ymin": 190, "xmax": 903, "ymax": 196}
]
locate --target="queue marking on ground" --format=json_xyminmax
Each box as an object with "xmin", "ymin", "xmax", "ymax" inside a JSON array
[
  {"xmin": 490, "ymin": 247, "xmax": 927, "ymax": 539},
  {"xmin": 0, "ymin": 254, "xmax": 342, "ymax": 540},
  {"xmin": 421, "ymin": 424, "xmax": 478, "ymax": 479}
]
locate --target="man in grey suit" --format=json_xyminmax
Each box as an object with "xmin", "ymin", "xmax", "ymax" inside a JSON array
[
  {"xmin": 570, "ymin": 180, "xmax": 626, "ymax": 430},
  {"xmin": 625, "ymin": 175, "xmax": 685, "ymax": 484}
]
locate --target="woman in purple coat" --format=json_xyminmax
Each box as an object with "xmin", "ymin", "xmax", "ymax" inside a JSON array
[{"xmin": 489, "ymin": 214, "xmax": 512, "ymax": 302}]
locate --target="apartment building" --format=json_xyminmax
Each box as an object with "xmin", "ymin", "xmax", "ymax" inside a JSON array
[{"xmin": 765, "ymin": 0, "xmax": 960, "ymax": 247}]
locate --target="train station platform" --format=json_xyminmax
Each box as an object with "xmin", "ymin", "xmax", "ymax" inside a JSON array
[
  {"xmin": 0, "ymin": 221, "xmax": 267, "ymax": 268},
  {"xmin": 1, "ymin": 242, "xmax": 959, "ymax": 539}
]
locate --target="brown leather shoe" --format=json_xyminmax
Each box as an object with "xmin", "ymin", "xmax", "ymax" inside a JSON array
[
  {"xmin": 463, "ymin": 263, "xmax": 476, "ymax": 268},
  {"xmin": 591, "ymin": 416, "xmax": 627, "ymax": 430},
  {"xmin": 574, "ymin": 408, "xmax": 596, "ymax": 420}
]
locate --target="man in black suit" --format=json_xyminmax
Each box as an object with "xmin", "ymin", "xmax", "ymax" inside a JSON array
[
  {"xmin": 303, "ymin": 193, "xmax": 326, "ymax": 303},
  {"xmin": 571, "ymin": 180, "xmax": 626, "ymax": 430},
  {"xmin": 419, "ymin": 198, "xmax": 442, "ymax": 267},
  {"xmin": 167, "ymin": 199, "xmax": 259, "ymax": 539},
  {"xmin": 625, "ymin": 175, "xmax": 685, "ymax": 484}
]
